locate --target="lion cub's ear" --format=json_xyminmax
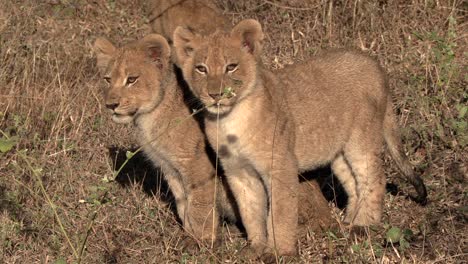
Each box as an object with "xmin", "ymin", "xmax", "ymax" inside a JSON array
[
  {"xmin": 231, "ymin": 19, "xmax": 264, "ymax": 57},
  {"xmin": 140, "ymin": 34, "xmax": 171, "ymax": 69},
  {"xmin": 93, "ymin": 37, "xmax": 117, "ymax": 74},
  {"xmin": 173, "ymin": 26, "xmax": 197, "ymax": 66}
]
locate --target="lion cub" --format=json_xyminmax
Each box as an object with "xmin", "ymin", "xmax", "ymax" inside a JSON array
[
  {"xmin": 93, "ymin": 34, "xmax": 238, "ymax": 248},
  {"xmin": 149, "ymin": 0, "xmax": 228, "ymax": 43},
  {"xmin": 174, "ymin": 19, "xmax": 427, "ymax": 257}
]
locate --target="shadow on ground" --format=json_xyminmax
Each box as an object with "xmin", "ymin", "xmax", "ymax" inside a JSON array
[
  {"xmin": 108, "ymin": 145, "xmax": 414, "ymax": 216},
  {"xmin": 107, "ymin": 146, "xmax": 172, "ymax": 201},
  {"xmin": 301, "ymin": 166, "xmax": 414, "ymax": 210}
]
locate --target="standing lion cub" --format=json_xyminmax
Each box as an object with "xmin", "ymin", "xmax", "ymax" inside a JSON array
[
  {"xmin": 93, "ymin": 34, "xmax": 238, "ymax": 249},
  {"xmin": 174, "ymin": 19, "xmax": 427, "ymax": 258}
]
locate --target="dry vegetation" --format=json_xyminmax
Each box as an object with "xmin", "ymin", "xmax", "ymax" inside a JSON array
[{"xmin": 0, "ymin": 0, "xmax": 466, "ymax": 263}]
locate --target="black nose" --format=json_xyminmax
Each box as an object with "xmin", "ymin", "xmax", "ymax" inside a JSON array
[
  {"xmin": 106, "ymin": 103, "xmax": 119, "ymax": 110},
  {"xmin": 209, "ymin": 93, "xmax": 223, "ymax": 101}
]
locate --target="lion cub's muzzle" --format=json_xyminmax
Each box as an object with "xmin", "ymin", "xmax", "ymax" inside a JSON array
[
  {"xmin": 105, "ymin": 102, "xmax": 119, "ymax": 111},
  {"xmin": 104, "ymin": 98, "xmax": 137, "ymax": 123},
  {"xmin": 209, "ymin": 93, "xmax": 223, "ymax": 102},
  {"xmin": 205, "ymin": 88, "xmax": 236, "ymax": 105}
]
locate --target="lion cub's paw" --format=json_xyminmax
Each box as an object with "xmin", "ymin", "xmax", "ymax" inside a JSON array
[
  {"xmin": 239, "ymin": 243, "xmax": 266, "ymax": 260},
  {"xmin": 178, "ymin": 236, "xmax": 200, "ymax": 254},
  {"xmin": 178, "ymin": 236, "xmax": 221, "ymax": 254},
  {"xmin": 179, "ymin": 236, "xmax": 221, "ymax": 255},
  {"xmin": 260, "ymin": 249, "xmax": 298, "ymax": 264},
  {"xmin": 350, "ymin": 225, "xmax": 367, "ymax": 237}
]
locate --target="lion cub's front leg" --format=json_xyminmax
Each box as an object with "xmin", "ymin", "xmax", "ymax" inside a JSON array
[
  {"xmin": 224, "ymin": 147, "xmax": 299, "ymax": 258},
  {"xmin": 260, "ymin": 151, "xmax": 299, "ymax": 258},
  {"xmin": 176, "ymin": 155, "xmax": 220, "ymax": 249},
  {"xmin": 224, "ymin": 164, "xmax": 268, "ymax": 256}
]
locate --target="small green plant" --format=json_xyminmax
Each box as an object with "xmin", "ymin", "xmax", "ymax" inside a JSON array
[
  {"xmin": 222, "ymin": 86, "xmax": 236, "ymax": 98},
  {"xmin": 350, "ymin": 240, "xmax": 384, "ymax": 259},
  {"xmin": 54, "ymin": 258, "xmax": 67, "ymax": 264},
  {"xmin": 449, "ymin": 103, "xmax": 468, "ymax": 147},
  {"xmin": 385, "ymin": 226, "xmax": 415, "ymax": 252},
  {"xmin": 411, "ymin": 15, "xmax": 465, "ymax": 149},
  {"xmin": 0, "ymin": 133, "xmax": 16, "ymax": 153}
]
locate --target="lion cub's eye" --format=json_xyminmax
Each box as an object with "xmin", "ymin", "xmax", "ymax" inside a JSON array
[
  {"xmin": 104, "ymin": 77, "xmax": 111, "ymax": 84},
  {"xmin": 195, "ymin": 65, "xmax": 207, "ymax": 74},
  {"xmin": 126, "ymin": 76, "xmax": 138, "ymax": 85},
  {"xmin": 226, "ymin": 63, "xmax": 238, "ymax": 73}
]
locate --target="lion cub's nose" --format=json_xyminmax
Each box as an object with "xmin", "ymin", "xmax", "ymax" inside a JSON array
[
  {"xmin": 209, "ymin": 93, "xmax": 223, "ymax": 102},
  {"xmin": 106, "ymin": 103, "xmax": 119, "ymax": 110}
]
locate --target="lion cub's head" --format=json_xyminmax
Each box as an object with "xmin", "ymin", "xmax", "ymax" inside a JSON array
[
  {"xmin": 173, "ymin": 19, "xmax": 264, "ymax": 115},
  {"xmin": 93, "ymin": 34, "xmax": 171, "ymax": 123}
]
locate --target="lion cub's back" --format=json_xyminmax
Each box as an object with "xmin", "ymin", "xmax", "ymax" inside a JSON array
[
  {"xmin": 273, "ymin": 50, "xmax": 390, "ymax": 169},
  {"xmin": 277, "ymin": 50, "xmax": 387, "ymax": 101}
]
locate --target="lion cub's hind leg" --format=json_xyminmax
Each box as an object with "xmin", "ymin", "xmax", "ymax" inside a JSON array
[
  {"xmin": 342, "ymin": 131, "xmax": 386, "ymax": 226},
  {"xmin": 331, "ymin": 154, "xmax": 358, "ymax": 223}
]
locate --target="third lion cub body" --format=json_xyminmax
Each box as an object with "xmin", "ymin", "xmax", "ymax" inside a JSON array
[{"xmin": 174, "ymin": 19, "xmax": 427, "ymax": 258}]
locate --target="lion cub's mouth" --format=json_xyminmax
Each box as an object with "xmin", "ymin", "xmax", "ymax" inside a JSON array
[
  {"xmin": 203, "ymin": 86, "xmax": 237, "ymax": 114},
  {"xmin": 110, "ymin": 110, "xmax": 138, "ymax": 123},
  {"xmin": 205, "ymin": 101, "xmax": 233, "ymax": 115}
]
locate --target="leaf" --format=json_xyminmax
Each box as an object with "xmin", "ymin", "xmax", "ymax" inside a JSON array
[
  {"xmin": 399, "ymin": 238, "xmax": 411, "ymax": 251},
  {"xmin": 102, "ymin": 175, "xmax": 110, "ymax": 183},
  {"xmin": 32, "ymin": 167, "xmax": 43, "ymax": 176},
  {"xmin": 54, "ymin": 258, "xmax": 67, "ymax": 264},
  {"xmin": 402, "ymin": 228, "xmax": 414, "ymax": 239},
  {"xmin": 125, "ymin": 150, "xmax": 135, "ymax": 159},
  {"xmin": 456, "ymin": 104, "xmax": 467, "ymax": 119},
  {"xmin": 222, "ymin": 86, "xmax": 236, "ymax": 98},
  {"xmin": 0, "ymin": 136, "xmax": 16, "ymax": 153},
  {"xmin": 351, "ymin": 243, "xmax": 360, "ymax": 253},
  {"xmin": 372, "ymin": 243, "xmax": 383, "ymax": 257},
  {"xmin": 327, "ymin": 230, "xmax": 338, "ymax": 240},
  {"xmin": 386, "ymin": 227, "xmax": 402, "ymax": 243}
]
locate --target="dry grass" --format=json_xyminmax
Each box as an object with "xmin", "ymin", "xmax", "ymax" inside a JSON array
[{"xmin": 0, "ymin": 0, "xmax": 466, "ymax": 263}]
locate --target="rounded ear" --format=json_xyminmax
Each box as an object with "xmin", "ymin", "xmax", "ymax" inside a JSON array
[
  {"xmin": 93, "ymin": 37, "xmax": 117, "ymax": 73},
  {"xmin": 173, "ymin": 26, "xmax": 197, "ymax": 66},
  {"xmin": 140, "ymin": 34, "xmax": 171, "ymax": 69},
  {"xmin": 231, "ymin": 19, "xmax": 264, "ymax": 56}
]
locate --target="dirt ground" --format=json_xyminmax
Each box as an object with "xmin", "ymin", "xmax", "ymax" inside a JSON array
[{"xmin": 0, "ymin": 0, "xmax": 466, "ymax": 263}]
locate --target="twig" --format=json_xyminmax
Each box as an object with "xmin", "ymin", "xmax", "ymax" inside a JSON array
[
  {"xmin": 77, "ymin": 191, "xmax": 108, "ymax": 264},
  {"xmin": 263, "ymin": 0, "xmax": 315, "ymax": 11},
  {"xmin": 16, "ymin": 148, "xmax": 78, "ymax": 258}
]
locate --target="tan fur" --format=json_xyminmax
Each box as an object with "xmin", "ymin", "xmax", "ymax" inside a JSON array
[
  {"xmin": 149, "ymin": 0, "xmax": 229, "ymax": 67},
  {"xmin": 149, "ymin": 0, "xmax": 229, "ymax": 43},
  {"xmin": 174, "ymin": 19, "xmax": 427, "ymax": 258},
  {"xmin": 149, "ymin": 0, "xmax": 333, "ymax": 235},
  {"xmin": 93, "ymin": 34, "xmax": 238, "ymax": 247},
  {"xmin": 92, "ymin": 34, "xmax": 333, "ymax": 251}
]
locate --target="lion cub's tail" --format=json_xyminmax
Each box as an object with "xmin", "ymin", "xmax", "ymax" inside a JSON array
[{"xmin": 383, "ymin": 99, "xmax": 428, "ymax": 205}]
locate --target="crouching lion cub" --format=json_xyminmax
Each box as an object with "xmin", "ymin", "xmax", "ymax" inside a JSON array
[
  {"xmin": 174, "ymin": 19, "xmax": 427, "ymax": 258},
  {"xmin": 93, "ymin": 34, "xmax": 238, "ymax": 249}
]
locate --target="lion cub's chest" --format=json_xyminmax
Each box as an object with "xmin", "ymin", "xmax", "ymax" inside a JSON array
[
  {"xmin": 136, "ymin": 114, "xmax": 177, "ymax": 167},
  {"xmin": 207, "ymin": 103, "xmax": 272, "ymax": 163}
]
